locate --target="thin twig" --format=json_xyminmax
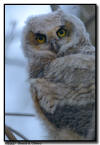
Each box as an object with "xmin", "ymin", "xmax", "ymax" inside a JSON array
[
  {"xmin": 6, "ymin": 125, "xmax": 28, "ymax": 140},
  {"xmin": 5, "ymin": 112, "xmax": 35, "ymax": 117},
  {"xmin": 5, "ymin": 125, "xmax": 17, "ymax": 140}
]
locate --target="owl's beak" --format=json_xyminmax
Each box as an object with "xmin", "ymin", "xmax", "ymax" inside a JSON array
[{"xmin": 50, "ymin": 39, "xmax": 59, "ymax": 53}]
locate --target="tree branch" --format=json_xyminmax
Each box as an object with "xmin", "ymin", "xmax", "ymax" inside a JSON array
[
  {"xmin": 50, "ymin": 5, "xmax": 60, "ymax": 11},
  {"xmin": 5, "ymin": 125, "xmax": 17, "ymax": 140},
  {"xmin": 5, "ymin": 125, "xmax": 28, "ymax": 140},
  {"xmin": 5, "ymin": 112, "xmax": 35, "ymax": 117},
  {"xmin": 85, "ymin": 14, "xmax": 95, "ymax": 27}
]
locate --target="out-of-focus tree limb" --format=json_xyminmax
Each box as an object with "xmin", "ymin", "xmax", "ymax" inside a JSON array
[
  {"xmin": 5, "ymin": 125, "xmax": 17, "ymax": 140},
  {"xmin": 85, "ymin": 14, "xmax": 95, "ymax": 27},
  {"xmin": 50, "ymin": 5, "xmax": 60, "ymax": 11},
  {"xmin": 5, "ymin": 21, "xmax": 17, "ymax": 50},
  {"xmin": 80, "ymin": 5, "xmax": 95, "ymax": 46},
  {"xmin": 5, "ymin": 112, "xmax": 35, "ymax": 117},
  {"xmin": 5, "ymin": 58, "xmax": 25, "ymax": 67},
  {"xmin": 5, "ymin": 125, "xmax": 28, "ymax": 140}
]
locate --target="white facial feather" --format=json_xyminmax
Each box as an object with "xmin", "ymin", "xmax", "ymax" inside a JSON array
[{"xmin": 22, "ymin": 9, "xmax": 92, "ymax": 59}]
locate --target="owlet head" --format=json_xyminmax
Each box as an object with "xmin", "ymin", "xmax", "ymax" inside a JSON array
[{"xmin": 22, "ymin": 9, "xmax": 90, "ymax": 58}]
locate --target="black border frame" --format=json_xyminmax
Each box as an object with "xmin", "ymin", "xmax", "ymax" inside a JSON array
[{"xmin": 4, "ymin": 4, "xmax": 98, "ymax": 143}]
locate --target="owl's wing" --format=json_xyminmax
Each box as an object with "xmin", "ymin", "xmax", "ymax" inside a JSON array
[
  {"xmin": 44, "ymin": 53, "xmax": 95, "ymax": 87},
  {"xmin": 57, "ymin": 43, "xmax": 95, "ymax": 57},
  {"xmin": 30, "ymin": 53, "xmax": 95, "ymax": 139},
  {"xmin": 30, "ymin": 78, "xmax": 95, "ymax": 139}
]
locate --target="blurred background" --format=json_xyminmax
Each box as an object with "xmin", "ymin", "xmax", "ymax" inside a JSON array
[{"xmin": 5, "ymin": 5, "xmax": 96, "ymax": 140}]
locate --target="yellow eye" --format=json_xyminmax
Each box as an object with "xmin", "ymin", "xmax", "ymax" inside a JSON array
[
  {"xmin": 36, "ymin": 34, "xmax": 46, "ymax": 44},
  {"xmin": 57, "ymin": 28, "xmax": 66, "ymax": 38}
]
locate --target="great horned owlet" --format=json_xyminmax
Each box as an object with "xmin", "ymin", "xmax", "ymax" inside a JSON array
[{"xmin": 22, "ymin": 9, "xmax": 95, "ymax": 140}]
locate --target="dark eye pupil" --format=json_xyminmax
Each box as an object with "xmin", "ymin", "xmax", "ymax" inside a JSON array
[
  {"xmin": 39, "ymin": 36, "xmax": 43, "ymax": 40},
  {"xmin": 35, "ymin": 33, "xmax": 46, "ymax": 42},
  {"xmin": 59, "ymin": 30, "xmax": 64, "ymax": 34}
]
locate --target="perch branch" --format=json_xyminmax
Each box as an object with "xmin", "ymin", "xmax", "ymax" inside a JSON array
[
  {"xmin": 5, "ymin": 125, "xmax": 17, "ymax": 140},
  {"xmin": 6, "ymin": 125, "xmax": 28, "ymax": 140}
]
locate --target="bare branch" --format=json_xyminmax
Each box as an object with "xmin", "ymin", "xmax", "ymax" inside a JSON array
[
  {"xmin": 5, "ymin": 20, "xmax": 17, "ymax": 50},
  {"xmin": 5, "ymin": 112, "xmax": 35, "ymax": 117},
  {"xmin": 5, "ymin": 125, "xmax": 17, "ymax": 140},
  {"xmin": 6, "ymin": 125, "xmax": 28, "ymax": 140}
]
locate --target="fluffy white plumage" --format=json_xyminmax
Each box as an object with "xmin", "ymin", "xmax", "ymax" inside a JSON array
[{"xmin": 22, "ymin": 9, "xmax": 95, "ymax": 140}]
